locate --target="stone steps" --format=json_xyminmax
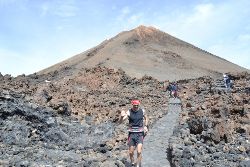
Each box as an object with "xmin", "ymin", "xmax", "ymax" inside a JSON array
[{"xmin": 142, "ymin": 98, "xmax": 182, "ymax": 167}]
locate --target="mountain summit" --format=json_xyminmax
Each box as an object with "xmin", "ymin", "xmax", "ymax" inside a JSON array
[{"xmin": 39, "ymin": 25, "xmax": 247, "ymax": 81}]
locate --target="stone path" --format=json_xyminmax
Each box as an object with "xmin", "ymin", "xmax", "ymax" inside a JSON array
[{"xmin": 142, "ymin": 98, "xmax": 182, "ymax": 167}]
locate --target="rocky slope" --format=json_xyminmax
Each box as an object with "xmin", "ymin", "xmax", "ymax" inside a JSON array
[
  {"xmin": 0, "ymin": 69, "xmax": 249, "ymax": 166},
  {"xmin": 0, "ymin": 68, "xmax": 168, "ymax": 166},
  {"xmin": 169, "ymin": 73, "xmax": 250, "ymax": 167},
  {"xmin": 39, "ymin": 25, "xmax": 248, "ymax": 81}
]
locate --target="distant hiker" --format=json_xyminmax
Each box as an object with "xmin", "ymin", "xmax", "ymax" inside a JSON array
[
  {"xmin": 119, "ymin": 99, "xmax": 149, "ymax": 167},
  {"xmin": 223, "ymin": 73, "xmax": 228, "ymax": 87},
  {"xmin": 167, "ymin": 83, "xmax": 172, "ymax": 95},
  {"xmin": 169, "ymin": 82, "xmax": 178, "ymax": 98},
  {"xmin": 223, "ymin": 73, "xmax": 231, "ymax": 89}
]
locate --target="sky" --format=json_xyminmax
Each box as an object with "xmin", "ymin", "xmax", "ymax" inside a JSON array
[{"xmin": 0, "ymin": 0, "xmax": 249, "ymax": 76}]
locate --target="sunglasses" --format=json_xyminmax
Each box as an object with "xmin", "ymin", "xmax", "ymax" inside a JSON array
[{"xmin": 133, "ymin": 105, "xmax": 139, "ymax": 107}]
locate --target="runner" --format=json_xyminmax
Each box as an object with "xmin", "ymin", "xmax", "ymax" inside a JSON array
[{"xmin": 119, "ymin": 99, "xmax": 149, "ymax": 167}]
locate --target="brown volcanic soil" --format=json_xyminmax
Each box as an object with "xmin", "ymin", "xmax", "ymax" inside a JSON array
[{"xmin": 39, "ymin": 25, "xmax": 248, "ymax": 81}]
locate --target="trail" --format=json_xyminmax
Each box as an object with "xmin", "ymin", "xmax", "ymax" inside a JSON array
[{"xmin": 142, "ymin": 98, "xmax": 182, "ymax": 167}]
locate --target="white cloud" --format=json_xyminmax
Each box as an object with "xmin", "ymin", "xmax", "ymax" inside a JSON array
[
  {"xmin": 115, "ymin": 6, "xmax": 145, "ymax": 29},
  {"xmin": 40, "ymin": 1, "xmax": 79, "ymax": 18},
  {"xmin": 158, "ymin": 1, "xmax": 250, "ymax": 69},
  {"xmin": 186, "ymin": 3, "xmax": 214, "ymax": 24},
  {"xmin": 128, "ymin": 13, "xmax": 143, "ymax": 25},
  {"xmin": 54, "ymin": 3, "xmax": 78, "ymax": 17},
  {"xmin": 121, "ymin": 6, "xmax": 130, "ymax": 15},
  {"xmin": 40, "ymin": 3, "xmax": 49, "ymax": 17},
  {"xmin": 117, "ymin": 6, "xmax": 131, "ymax": 21},
  {"xmin": 165, "ymin": 3, "xmax": 224, "ymax": 46}
]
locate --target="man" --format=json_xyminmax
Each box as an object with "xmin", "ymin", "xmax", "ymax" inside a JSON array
[
  {"xmin": 167, "ymin": 83, "xmax": 173, "ymax": 97},
  {"xmin": 119, "ymin": 99, "xmax": 149, "ymax": 167},
  {"xmin": 223, "ymin": 73, "xmax": 231, "ymax": 89},
  {"xmin": 171, "ymin": 82, "xmax": 178, "ymax": 98},
  {"xmin": 168, "ymin": 82, "xmax": 178, "ymax": 98}
]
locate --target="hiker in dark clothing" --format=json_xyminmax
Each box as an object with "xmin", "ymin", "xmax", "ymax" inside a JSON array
[
  {"xmin": 223, "ymin": 73, "xmax": 232, "ymax": 89},
  {"xmin": 169, "ymin": 82, "xmax": 178, "ymax": 98},
  {"xmin": 119, "ymin": 99, "xmax": 149, "ymax": 167}
]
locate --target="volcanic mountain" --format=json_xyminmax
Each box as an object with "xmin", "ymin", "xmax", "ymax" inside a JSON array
[{"xmin": 39, "ymin": 25, "xmax": 248, "ymax": 81}]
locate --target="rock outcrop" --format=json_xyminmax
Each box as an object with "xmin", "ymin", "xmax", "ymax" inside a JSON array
[{"xmin": 169, "ymin": 73, "xmax": 250, "ymax": 167}]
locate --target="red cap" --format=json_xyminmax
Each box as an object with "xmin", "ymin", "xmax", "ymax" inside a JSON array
[{"xmin": 131, "ymin": 100, "xmax": 140, "ymax": 105}]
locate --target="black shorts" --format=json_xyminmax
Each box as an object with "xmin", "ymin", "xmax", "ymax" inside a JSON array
[{"xmin": 128, "ymin": 132, "xmax": 144, "ymax": 147}]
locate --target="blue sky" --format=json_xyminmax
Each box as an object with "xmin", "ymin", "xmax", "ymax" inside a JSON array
[{"xmin": 0, "ymin": 0, "xmax": 249, "ymax": 76}]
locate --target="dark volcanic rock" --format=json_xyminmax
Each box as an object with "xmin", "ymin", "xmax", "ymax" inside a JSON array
[
  {"xmin": 169, "ymin": 73, "xmax": 250, "ymax": 167},
  {"xmin": 0, "ymin": 90, "xmax": 117, "ymax": 166},
  {"xmin": 1, "ymin": 67, "xmax": 249, "ymax": 166},
  {"xmin": 0, "ymin": 67, "xmax": 168, "ymax": 166}
]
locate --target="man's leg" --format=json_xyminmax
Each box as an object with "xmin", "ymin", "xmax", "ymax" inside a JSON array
[
  {"xmin": 136, "ymin": 133, "xmax": 144, "ymax": 167},
  {"xmin": 224, "ymin": 81, "xmax": 228, "ymax": 88},
  {"xmin": 128, "ymin": 133, "xmax": 135, "ymax": 165},
  {"xmin": 136, "ymin": 143, "xmax": 143, "ymax": 167},
  {"xmin": 129, "ymin": 146, "xmax": 135, "ymax": 165}
]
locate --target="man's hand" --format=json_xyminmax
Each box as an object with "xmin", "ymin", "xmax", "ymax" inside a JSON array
[
  {"xmin": 118, "ymin": 110, "xmax": 127, "ymax": 124},
  {"xmin": 121, "ymin": 110, "xmax": 126, "ymax": 117}
]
